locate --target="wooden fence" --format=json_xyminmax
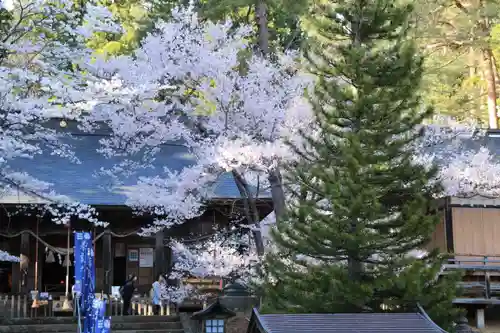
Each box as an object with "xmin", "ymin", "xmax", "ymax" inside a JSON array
[
  {"xmin": 0, "ymin": 295, "xmax": 32, "ymax": 318},
  {"xmin": 0, "ymin": 294, "xmax": 175, "ymax": 318}
]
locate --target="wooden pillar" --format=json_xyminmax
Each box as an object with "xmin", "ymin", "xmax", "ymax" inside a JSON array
[
  {"xmin": 102, "ymin": 230, "xmax": 113, "ymax": 294},
  {"xmin": 1, "ymin": 241, "xmax": 13, "ymax": 293},
  {"xmin": 165, "ymin": 246, "xmax": 172, "ymax": 274},
  {"xmin": 11, "ymin": 236, "xmax": 20, "ymax": 293},
  {"xmin": 36, "ymin": 240, "xmax": 43, "ymax": 292},
  {"xmin": 477, "ymin": 308, "xmax": 486, "ymax": 329},
  {"xmin": 154, "ymin": 231, "xmax": 167, "ymax": 280},
  {"xmin": 20, "ymin": 232, "xmax": 32, "ymax": 294}
]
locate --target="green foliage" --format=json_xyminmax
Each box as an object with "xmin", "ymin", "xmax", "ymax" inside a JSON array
[
  {"xmin": 0, "ymin": 8, "xmax": 13, "ymax": 60},
  {"xmin": 413, "ymin": 0, "xmax": 500, "ymax": 125},
  {"xmin": 422, "ymin": 51, "xmax": 486, "ymax": 124},
  {"xmin": 150, "ymin": 0, "xmax": 308, "ymax": 51},
  {"xmin": 85, "ymin": 0, "xmax": 309, "ymax": 57},
  {"xmin": 148, "ymin": 0, "xmax": 190, "ymax": 22},
  {"xmin": 260, "ymin": 0, "xmax": 461, "ymax": 329},
  {"xmin": 87, "ymin": 0, "xmax": 151, "ymax": 56}
]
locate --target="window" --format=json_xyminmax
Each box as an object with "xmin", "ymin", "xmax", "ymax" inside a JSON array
[
  {"xmin": 205, "ymin": 319, "xmax": 224, "ymax": 333},
  {"xmin": 128, "ymin": 249, "xmax": 138, "ymax": 262}
]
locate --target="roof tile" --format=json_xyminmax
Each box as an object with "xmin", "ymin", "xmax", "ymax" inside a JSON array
[
  {"xmin": 4, "ymin": 134, "xmax": 269, "ymax": 205},
  {"xmin": 253, "ymin": 311, "xmax": 445, "ymax": 333}
]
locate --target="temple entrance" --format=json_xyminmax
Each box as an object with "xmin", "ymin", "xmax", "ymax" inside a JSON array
[
  {"xmin": 42, "ymin": 253, "xmax": 74, "ymax": 293},
  {"xmin": 113, "ymin": 257, "xmax": 126, "ymax": 286},
  {"xmin": 113, "ymin": 242, "xmax": 126, "ymax": 286},
  {"xmin": 0, "ymin": 262, "xmax": 12, "ymax": 293}
]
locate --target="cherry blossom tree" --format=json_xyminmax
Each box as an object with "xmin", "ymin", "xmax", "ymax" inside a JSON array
[
  {"xmin": 68, "ymin": 6, "xmax": 311, "ymax": 301},
  {"xmin": 0, "ymin": 0, "xmax": 120, "ymax": 226},
  {"xmin": 83, "ymin": 6, "xmax": 314, "ymax": 254}
]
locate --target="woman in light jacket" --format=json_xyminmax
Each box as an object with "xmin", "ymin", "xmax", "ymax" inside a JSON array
[{"xmin": 151, "ymin": 274, "xmax": 164, "ymax": 315}]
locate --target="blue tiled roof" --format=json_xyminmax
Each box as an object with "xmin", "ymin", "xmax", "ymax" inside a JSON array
[
  {"xmin": 9, "ymin": 125, "xmax": 497, "ymax": 207},
  {"xmin": 4, "ymin": 133, "xmax": 269, "ymax": 205}
]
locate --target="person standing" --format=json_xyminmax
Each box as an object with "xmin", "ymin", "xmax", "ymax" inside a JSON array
[
  {"xmin": 151, "ymin": 274, "xmax": 163, "ymax": 315},
  {"xmin": 71, "ymin": 284, "xmax": 77, "ymax": 317},
  {"xmin": 120, "ymin": 274, "xmax": 137, "ymax": 316}
]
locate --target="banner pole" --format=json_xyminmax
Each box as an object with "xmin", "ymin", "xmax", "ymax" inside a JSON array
[
  {"xmin": 62, "ymin": 223, "xmax": 72, "ymax": 311},
  {"xmin": 76, "ymin": 294, "xmax": 82, "ymax": 333},
  {"xmin": 32, "ymin": 217, "xmax": 40, "ymax": 309}
]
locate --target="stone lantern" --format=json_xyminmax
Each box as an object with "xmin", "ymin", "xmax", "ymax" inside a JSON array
[
  {"xmin": 456, "ymin": 316, "xmax": 476, "ymax": 333},
  {"xmin": 222, "ymin": 281, "xmax": 250, "ymax": 297},
  {"xmin": 222, "ymin": 280, "xmax": 252, "ymax": 310},
  {"xmin": 191, "ymin": 297, "xmax": 236, "ymax": 333}
]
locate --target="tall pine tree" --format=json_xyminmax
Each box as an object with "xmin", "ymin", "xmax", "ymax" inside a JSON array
[{"xmin": 260, "ymin": 0, "xmax": 461, "ymax": 329}]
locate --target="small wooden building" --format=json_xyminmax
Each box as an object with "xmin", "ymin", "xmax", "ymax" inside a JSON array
[
  {"xmin": 191, "ymin": 298, "xmax": 236, "ymax": 333},
  {"xmin": 426, "ymin": 129, "xmax": 500, "ymax": 328},
  {"xmin": 427, "ymin": 129, "xmax": 500, "ymax": 258},
  {"xmin": 429, "ymin": 196, "xmax": 500, "ymax": 256}
]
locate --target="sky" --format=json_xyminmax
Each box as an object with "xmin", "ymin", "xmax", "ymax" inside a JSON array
[{"xmin": 0, "ymin": 0, "xmax": 14, "ymax": 10}]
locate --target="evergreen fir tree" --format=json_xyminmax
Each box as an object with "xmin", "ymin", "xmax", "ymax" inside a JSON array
[{"xmin": 260, "ymin": 0, "xmax": 461, "ymax": 329}]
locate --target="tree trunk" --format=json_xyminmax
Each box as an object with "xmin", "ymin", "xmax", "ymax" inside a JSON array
[
  {"xmin": 482, "ymin": 48, "xmax": 498, "ymax": 129},
  {"xmin": 491, "ymin": 53, "xmax": 500, "ymax": 92},
  {"xmin": 469, "ymin": 47, "xmax": 476, "ymax": 78},
  {"xmin": 347, "ymin": 11, "xmax": 364, "ymax": 282},
  {"xmin": 255, "ymin": 0, "xmax": 269, "ymax": 56},
  {"xmin": 468, "ymin": 47, "xmax": 481, "ymax": 121},
  {"xmin": 251, "ymin": 0, "xmax": 272, "ymax": 255},
  {"xmin": 232, "ymin": 170, "xmax": 265, "ymax": 256},
  {"xmin": 228, "ymin": 0, "xmax": 272, "ymax": 257},
  {"xmin": 267, "ymin": 168, "xmax": 286, "ymax": 221}
]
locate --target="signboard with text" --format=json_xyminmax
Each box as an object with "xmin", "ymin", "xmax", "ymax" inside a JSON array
[{"xmin": 139, "ymin": 248, "xmax": 153, "ymax": 267}]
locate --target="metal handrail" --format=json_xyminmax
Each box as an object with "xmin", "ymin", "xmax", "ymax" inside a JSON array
[
  {"xmin": 445, "ymin": 254, "xmax": 500, "ymax": 266},
  {"xmin": 448, "ymin": 258, "xmax": 500, "ymax": 263}
]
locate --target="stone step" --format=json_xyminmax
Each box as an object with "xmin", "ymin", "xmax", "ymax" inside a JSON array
[
  {"xmin": 0, "ymin": 320, "xmax": 183, "ymax": 333},
  {"xmin": 32, "ymin": 331, "xmax": 184, "ymax": 333},
  {"xmin": 0, "ymin": 330, "xmax": 184, "ymax": 333},
  {"xmin": 112, "ymin": 321, "xmax": 183, "ymax": 331},
  {"xmin": 114, "ymin": 330, "xmax": 184, "ymax": 333},
  {"xmin": 0, "ymin": 316, "xmax": 180, "ymax": 326}
]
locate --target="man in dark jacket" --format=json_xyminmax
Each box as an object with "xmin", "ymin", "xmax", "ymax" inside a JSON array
[{"xmin": 120, "ymin": 275, "xmax": 137, "ymax": 315}]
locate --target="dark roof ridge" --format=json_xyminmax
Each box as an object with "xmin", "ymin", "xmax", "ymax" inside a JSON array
[
  {"xmin": 416, "ymin": 303, "xmax": 449, "ymax": 333},
  {"xmin": 251, "ymin": 308, "xmax": 273, "ymax": 333},
  {"xmin": 66, "ymin": 132, "xmax": 187, "ymax": 147}
]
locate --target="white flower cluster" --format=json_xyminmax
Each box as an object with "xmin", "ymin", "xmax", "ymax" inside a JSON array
[
  {"xmin": 81, "ymin": 7, "xmax": 314, "ymax": 235},
  {"xmin": 0, "ymin": 250, "xmax": 20, "ymax": 262},
  {"xmin": 161, "ymin": 229, "xmax": 257, "ymax": 302},
  {"xmin": 0, "ymin": 0, "xmax": 117, "ymax": 223}
]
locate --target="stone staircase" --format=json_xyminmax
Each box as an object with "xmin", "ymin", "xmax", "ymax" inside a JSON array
[{"xmin": 0, "ymin": 316, "xmax": 184, "ymax": 333}]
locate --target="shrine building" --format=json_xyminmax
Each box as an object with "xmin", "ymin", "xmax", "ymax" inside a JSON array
[{"xmin": 0, "ymin": 120, "xmax": 273, "ymax": 297}]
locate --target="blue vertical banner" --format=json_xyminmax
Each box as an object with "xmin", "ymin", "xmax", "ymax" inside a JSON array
[
  {"xmin": 74, "ymin": 231, "xmax": 104, "ymax": 333},
  {"xmin": 92, "ymin": 299, "xmax": 108, "ymax": 333},
  {"xmin": 75, "ymin": 232, "xmax": 93, "ymax": 315},
  {"xmin": 102, "ymin": 317, "xmax": 111, "ymax": 333},
  {"xmin": 84, "ymin": 233, "xmax": 95, "ymax": 333},
  {"xmin": 85, "ymin": 235, "xmax": 95, "ymax": 316}
]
